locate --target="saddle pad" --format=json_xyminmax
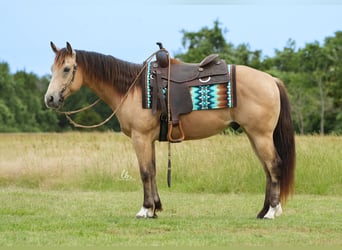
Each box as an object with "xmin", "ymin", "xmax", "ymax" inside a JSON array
[{"xmin": 142, "ymin": 64, "xmax": 237, "ymax": 111}]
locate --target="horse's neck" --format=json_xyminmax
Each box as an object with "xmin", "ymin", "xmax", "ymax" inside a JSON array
[
  {"xmin": 81, "ymin": 67, "xmax": 140, "ymax": 111},
  {"xmin": 76, "ymin": 51, "xmax": 143, "ymax": 110},
  {"xmin": 82, "ymin": 79, "xmax": 116, "ymax": 111}
]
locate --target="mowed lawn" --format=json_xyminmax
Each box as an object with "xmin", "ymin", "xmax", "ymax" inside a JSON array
[
  {"xmin": 0, "ymin": 188, "xmax": 341, "ymax": 246},
  {"xmin": 0, "ymin": 133, "xmax": 341, "ymax": 246}
]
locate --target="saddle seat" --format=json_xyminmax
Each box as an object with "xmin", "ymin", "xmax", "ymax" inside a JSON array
[{"xmin": 159, "ymin": 54, "xmax": 228, "ymax": 86}]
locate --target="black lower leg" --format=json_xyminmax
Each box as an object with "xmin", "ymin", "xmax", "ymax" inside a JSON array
[{"xmin": 257, "ymin": 175, "xmax": 272, "ymax": 219}]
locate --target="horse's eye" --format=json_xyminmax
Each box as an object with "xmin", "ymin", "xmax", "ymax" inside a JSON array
[{"xmin": 63, "ymin": 67, "xmax": 71, "ymax": 73}]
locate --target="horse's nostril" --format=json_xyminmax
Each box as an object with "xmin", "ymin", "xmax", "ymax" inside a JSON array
[
  {"xmin": 48, "ymin": 95, "xmax": 54, "ymax": 103},
  {"xmin": 59, "ymin": 93, "xmax": 64, "ymax": 103}
]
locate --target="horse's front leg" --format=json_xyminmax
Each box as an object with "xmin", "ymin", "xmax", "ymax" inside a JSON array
[{"xmin": 132, "ymin": 134, "xmax": 162, "ymax": 218}]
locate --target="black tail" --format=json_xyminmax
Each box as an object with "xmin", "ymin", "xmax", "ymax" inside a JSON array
[{"xmin": 274, "ymin": 79, "xmax": 296, "ymax": 204}]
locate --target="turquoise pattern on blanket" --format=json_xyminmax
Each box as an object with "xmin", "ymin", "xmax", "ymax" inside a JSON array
[{"xmin": 191, "ymin": 85, "xmax": 219, "ymax": 110}]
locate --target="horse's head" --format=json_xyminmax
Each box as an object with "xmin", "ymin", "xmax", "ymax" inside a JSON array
[{"xmin": 45, "ymin": 42, "xmax": 83, "ymax": 109}]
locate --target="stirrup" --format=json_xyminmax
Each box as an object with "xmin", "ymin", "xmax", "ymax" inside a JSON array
[{"xmin": 167, "ymin": 121, "xmax": 185, "ymax": 143}]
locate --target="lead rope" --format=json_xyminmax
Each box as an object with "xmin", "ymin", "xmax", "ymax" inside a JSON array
[
  {"xmin": 57, "ymin": 47, "xmax": 173, "ymax": 188},
  {"xmin": 59, "ymin": 69, "xmax": 143, "ymax": 129}
]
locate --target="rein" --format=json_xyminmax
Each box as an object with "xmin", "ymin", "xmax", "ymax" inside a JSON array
[{"xmin": 56, "ymin": 50, "xmax": 162, "ymax": 129}]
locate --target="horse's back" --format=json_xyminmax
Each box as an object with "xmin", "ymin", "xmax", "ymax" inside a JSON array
[{"xmin": 178, "ymin": 65, "xmax": 281, "ymax": 140}]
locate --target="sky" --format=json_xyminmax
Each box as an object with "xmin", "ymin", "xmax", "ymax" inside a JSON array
[{"xmin": 0, "ymin": 0, "xmax": 341, "ymax": 76}]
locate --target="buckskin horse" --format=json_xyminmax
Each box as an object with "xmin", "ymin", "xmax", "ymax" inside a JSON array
[{"xmin": 45, "ymin": 42, "xmax": 295, "ymax": 219}]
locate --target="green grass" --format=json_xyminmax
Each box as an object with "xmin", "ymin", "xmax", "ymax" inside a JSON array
[
  {"xmin": 0, "ymin": 188, "xmax": 341, "ymax": 246},
  {"xmin": 0, "ymin": 133, "xmax": 341, "ymax": 246}
]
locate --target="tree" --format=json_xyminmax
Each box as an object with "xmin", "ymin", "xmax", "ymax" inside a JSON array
[
  {"xmin": 0, "ymin": 62, "xmax": 17, "ymax": 131},
  {"xmin": 176, "ymin": 20, "xmax": 264, "ymax": 68},
  {"xmin": 323, "ymin": 31, "xmax": 342, "ymax": 133},
  {"xmin": 297, "ymin": 42, "xmax": 334, "ymax": 135},
  {"xmin": 0, "ymin": 100, "xmax": 15, "ymax": 131},
  {"xmin": 175, "ymin": 19, "xmax": 234, "ymax": 63}
]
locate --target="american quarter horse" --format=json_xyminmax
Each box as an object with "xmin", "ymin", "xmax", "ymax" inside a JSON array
[{"xmin": 45, "ymin": 42, "xmax": 295, "ymax": 219}]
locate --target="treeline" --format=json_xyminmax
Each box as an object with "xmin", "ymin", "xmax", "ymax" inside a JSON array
[
  {"xmin": 176, "ymin": 21, "xmax": 341, "ymax": 135},
  {"xmin": 0, "ymin": 65, "xmax": 57, "ymax": 132},
  {"xmin": 0, "ymin": 21, "xmax": 341, "ymax": 134}
]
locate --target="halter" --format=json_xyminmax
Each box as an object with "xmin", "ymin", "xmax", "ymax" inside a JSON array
[{"xmin": 61, "ymin": 63, "xmax": 78, "ymax": 96}]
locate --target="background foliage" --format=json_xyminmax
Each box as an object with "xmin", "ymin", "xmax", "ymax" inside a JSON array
[{"xmin": 0, "ymin": 21, "xmax": 341, "ymax": 134}]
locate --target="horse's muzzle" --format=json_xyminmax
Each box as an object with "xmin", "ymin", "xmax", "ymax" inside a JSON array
[{"xmin": 44, "ymin": 92, "xmax": 64, "ymax": 109}]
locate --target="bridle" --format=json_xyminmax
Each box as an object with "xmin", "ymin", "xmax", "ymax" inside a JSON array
[{"xmin": 60, "ymin": 63, "xmax": 78, "ymax": 96}]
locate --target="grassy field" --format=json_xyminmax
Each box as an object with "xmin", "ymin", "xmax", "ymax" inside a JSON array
[
  {"xmin": 0, "ymin": 133, "xmax": 341, "ymax": 246},
  {"xmin": 0, "ymin": 132, "xmax": 341, "ymax": 194}
]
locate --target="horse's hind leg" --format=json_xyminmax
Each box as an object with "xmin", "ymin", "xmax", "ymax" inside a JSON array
[{"xmin": 246, "ymin": 132, "xmax": 282, "ymax": 219}]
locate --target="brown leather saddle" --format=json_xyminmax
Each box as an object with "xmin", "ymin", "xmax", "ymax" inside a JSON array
[{"xmin": 147, "ymin": 48, "xmax": 230, "ymax": 142}]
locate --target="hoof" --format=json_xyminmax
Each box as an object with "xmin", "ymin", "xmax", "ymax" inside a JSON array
[
  {"xmin": 263, "ymin": 203, "xmax": 282, "ymax": 219},
  {"xmin": 136, "ymin": 207, "xmax": 157, "ymax": 219}
]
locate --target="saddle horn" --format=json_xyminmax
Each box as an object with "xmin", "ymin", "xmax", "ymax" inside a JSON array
[
  {"xmin": 156, "ymin": 42, "xmax": 169, "ymax": 68},
  {"xmin": 156, "ymin": 42, "xmax": 164, "ymax": 49}
]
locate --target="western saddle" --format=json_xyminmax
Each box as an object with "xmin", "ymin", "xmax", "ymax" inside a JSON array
[{"xmin": 148, "ymin": 43, "xmax": 230, "ymax": 143}]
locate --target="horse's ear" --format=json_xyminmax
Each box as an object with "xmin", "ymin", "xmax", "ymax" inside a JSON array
[
  {"xmin": 66, "ymin": 42, "xmax": 75, "ymax": 56},
  {"xmin": 50, "ymin": 41, "xmax": 59, "ymax": 54}
]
